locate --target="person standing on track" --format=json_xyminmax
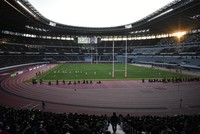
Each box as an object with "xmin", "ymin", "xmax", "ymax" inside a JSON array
[{"xmin": 42, "ymin": 101, "xmax": 45, "ymax": 111}]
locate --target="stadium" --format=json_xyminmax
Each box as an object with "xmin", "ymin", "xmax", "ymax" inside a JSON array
[{"xmin": 0, "ymin": 0, "xmax": 200, "ymax": 133}]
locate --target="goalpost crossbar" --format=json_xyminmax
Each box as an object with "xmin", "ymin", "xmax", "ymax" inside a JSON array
[{"xmin": 115, "ymin": 70, "xmax": 125, "ymax": 72}]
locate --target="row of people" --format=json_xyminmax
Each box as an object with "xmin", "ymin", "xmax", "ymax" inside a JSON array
[
  {"xmin": 32, "ymin": 79, "xmax": 102, "ymax": 85},
  {"xmin": 147, "ymin": 77, "xmax": 200, "ymax": 83},
  {"xmin": 47, "ymin": 80, "xmax": 102, "ymax": 85}
]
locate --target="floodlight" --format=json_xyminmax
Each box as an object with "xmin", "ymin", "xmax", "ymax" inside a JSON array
[{"xmin": 174, "ymin": 31, "xmax": 186, "ymax": 38}]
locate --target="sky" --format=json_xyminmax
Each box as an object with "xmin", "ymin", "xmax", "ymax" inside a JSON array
[{"xmin": 28, "ymin": 0, "xmax": 174, "ymax": 28}]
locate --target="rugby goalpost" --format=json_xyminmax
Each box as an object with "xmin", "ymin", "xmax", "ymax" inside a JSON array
[{"xmin": 112, "ymin": 39, "xmax": 128, "ymax": 78}]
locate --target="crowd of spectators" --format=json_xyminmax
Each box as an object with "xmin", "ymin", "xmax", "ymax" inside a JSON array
[
  {"xmin": 1, "ymin": 105, "xmax": 200, "ymax": 134},
  {"xmin": 0, "ymin": 105, "xmax": 108, "ymax": 134},
  {"xmin": 158, "ymin": 33, "xmax": 200, "ymax": 46},
  {"xmin": 121, "ymin": 114, "xmax": 200, "ymax": 134}
]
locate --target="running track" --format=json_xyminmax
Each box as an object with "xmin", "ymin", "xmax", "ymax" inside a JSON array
[{"xmin": 0, "ymin": 64, "xmax": 200, "ymax": 116}]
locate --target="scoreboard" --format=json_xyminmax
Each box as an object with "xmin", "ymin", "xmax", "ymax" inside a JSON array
[{"xmin": 77, "ymin": 36, "xmax": 99, "ymax": 44}]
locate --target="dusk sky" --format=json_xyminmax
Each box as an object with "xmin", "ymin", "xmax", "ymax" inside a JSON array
[{"xmin": 28, "ymin": 0, "xmax": 173, "ymax": 27}]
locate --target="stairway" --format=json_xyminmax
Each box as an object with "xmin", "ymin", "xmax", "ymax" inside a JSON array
[{"xmin": 107, "ymin": 124, "xmax": 125, "ymax": 134}]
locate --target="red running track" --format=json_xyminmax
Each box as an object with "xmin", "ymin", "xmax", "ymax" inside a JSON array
[{"xmin": 0, "ymin": 64, "xmax": 200, "ymax": 116}]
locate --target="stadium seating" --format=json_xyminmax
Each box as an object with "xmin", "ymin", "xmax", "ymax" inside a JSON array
[
  {"xmin": 0, "ymin": 105, "xmax": 200, "ymax": 134},
  {"xmin": 0, "ymin": 1, "xmax": 200, "ymax": 134},
  {"xmin": 0, "ymin": 31, "xmax": 200, "ymax": 72},
  {"xmin": 122, "ymin": 114, "xmax": 200, "ymax": 134},
  {"xmin": 0, "ymin": 105, "xmax": 108, "ymax": 134}
]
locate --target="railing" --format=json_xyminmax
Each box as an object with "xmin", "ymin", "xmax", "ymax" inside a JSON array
[{"xmin": 0, "ymin": 62, "xmax": 49, "ymax": 71}]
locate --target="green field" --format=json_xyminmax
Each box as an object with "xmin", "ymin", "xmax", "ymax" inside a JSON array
[{"xmin": 34, "ymin": 63, "xmax": 193, "ymax": 81}]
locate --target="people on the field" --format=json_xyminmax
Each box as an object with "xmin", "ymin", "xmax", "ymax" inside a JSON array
[
  {"xmin": 42, "ymin": 101, "xmax": 45, "ymax": 111},
  {"xmin": 62, "ymin": 80, "xmax": 65, "ymax": 85},
  {"xmin": 48, "ymin": 81, "xmax": 51, "ymax": 85}
]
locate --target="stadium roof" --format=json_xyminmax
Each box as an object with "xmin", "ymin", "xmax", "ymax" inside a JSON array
[{"xmin": 0, "ymin": 0, "xmax": 200, "ymax": 36}]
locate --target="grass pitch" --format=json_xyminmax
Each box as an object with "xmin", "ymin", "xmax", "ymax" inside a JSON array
[{"xmin": 35, "ymin": 63, "xmax": 193, "ymax": 81}]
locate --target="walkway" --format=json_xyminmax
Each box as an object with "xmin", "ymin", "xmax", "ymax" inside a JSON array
[{"xmin": 107, "ymin": 124, "xmax": 125, "ymax": 134}]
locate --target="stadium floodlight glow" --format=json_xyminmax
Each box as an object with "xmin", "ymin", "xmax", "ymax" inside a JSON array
[
  {"xmin": 190, "ymin": 14, "xmax": 200, "ymax": 20},
  {"xmin": 173, "ymin": 31, "xmax": 186, "ymax": 38},
  {"xmin": 49, "ymin": 21, "xmax": 56, "ymax": 27},
  {"xmin": 125, "ymin": 24, "xmax": 132, "ymax": 29}
]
